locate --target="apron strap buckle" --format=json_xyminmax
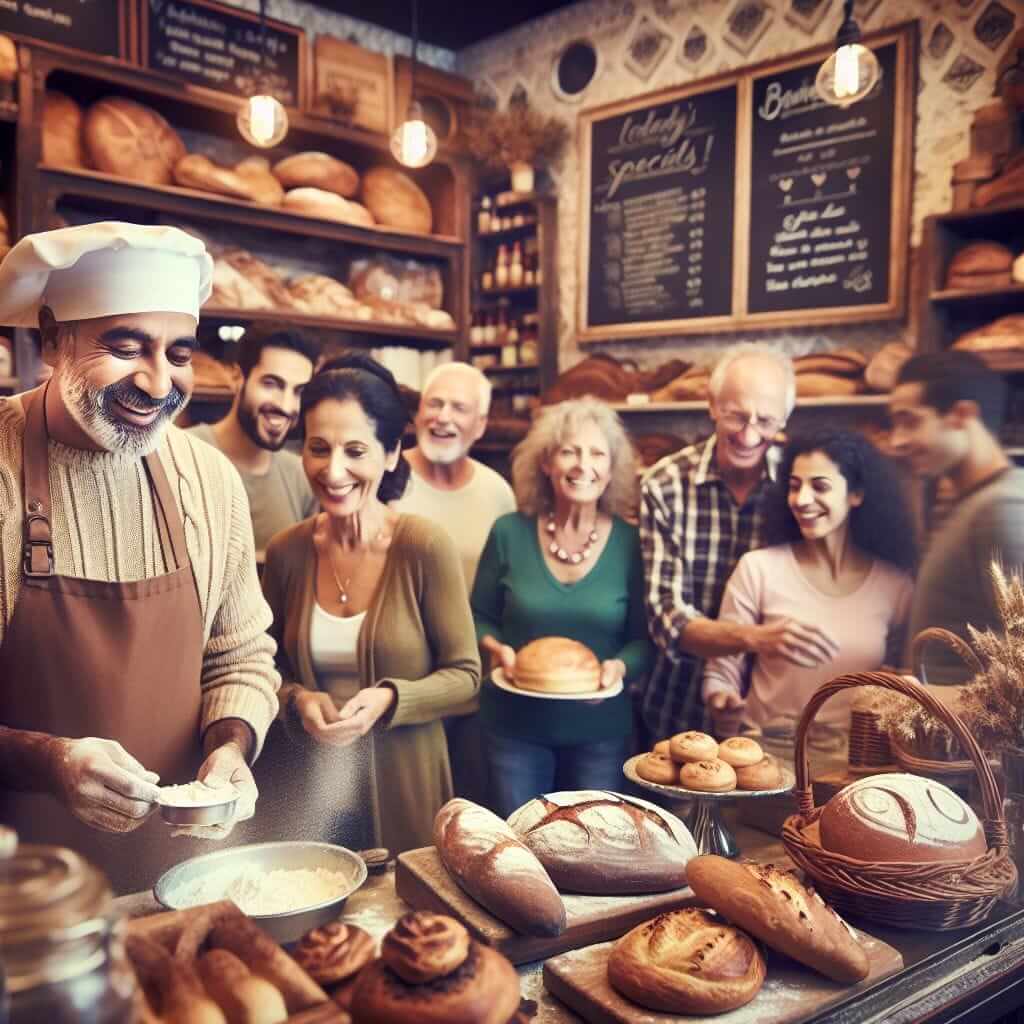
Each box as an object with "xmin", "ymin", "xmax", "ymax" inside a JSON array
[{"xmin": 24, "ymin": 512, "xmax": 54, "ymax": 577}]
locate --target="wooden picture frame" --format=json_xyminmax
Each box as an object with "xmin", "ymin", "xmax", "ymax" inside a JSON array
[
  {"xmin": 312, "ymin": 35, "xmax": 392, "ymax": 134},
  {"xmin": 393, "ymin": 56, "xmax": 475, "ymax": 152},
  {"xmin": 577, "ymin": 21, "xmax": 917, "ymax": 344}
]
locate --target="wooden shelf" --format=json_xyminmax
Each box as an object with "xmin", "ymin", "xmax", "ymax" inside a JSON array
[
  {"xmin": 41, "ymin": 166, "xmax": 463, "ymax": 260},
  {"xmin": 612, "ymin": 394, "xmax": 891, "ymax": 414},
  {"xmin": 477, "ymin": 222, "xmax": 539, "ymax": 241},
  {"xmin": 478, "ymin": 285, "xmax": 539, "ymax": 299},
  {"xmin": 202, "ymin": 307, "xmax": 457, "ymax": 348},
  {"xmin": 930, "ymin": 285, "xmax": 1024, "ymax": 306}
]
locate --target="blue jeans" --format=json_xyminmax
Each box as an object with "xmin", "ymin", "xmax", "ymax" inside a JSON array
[{"xmin": 484, "ymin": 732, "xmax": 633, "ymax": 818}]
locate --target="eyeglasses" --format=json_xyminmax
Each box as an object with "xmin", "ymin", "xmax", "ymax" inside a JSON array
[{"xmin": 718, "ymin": 410, "xmax": 785, "ymax": 439}]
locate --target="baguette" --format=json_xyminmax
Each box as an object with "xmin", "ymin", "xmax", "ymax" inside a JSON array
[
  {"xmin": 210, "ymin": 914, "xmax": 329, "ymax": 1012},
  {"xmin": 197, "ymin": 948, "xmax": 288, "ymax": 1024},
  {"xmin": 433, "ymin": 798, "xmax": 566, "ymax": 936}
]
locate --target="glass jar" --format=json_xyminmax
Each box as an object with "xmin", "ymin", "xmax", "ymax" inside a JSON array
[{"xmin": 0, "ymin": 838, "xmax": 136, "ymax": 1023}]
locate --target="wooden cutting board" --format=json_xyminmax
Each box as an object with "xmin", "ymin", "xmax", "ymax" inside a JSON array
[
  {"xmin": 395, "ymin": 847, "xmax": 700, "ymax": 964},
  {"xmin": 543, "ymin": 929, "xmax": 903, "ymax": 1024}
]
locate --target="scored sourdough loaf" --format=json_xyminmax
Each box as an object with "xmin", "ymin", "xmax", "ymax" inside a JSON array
[
  {"xmin": 361, "ymin": 166, "xmax": 433, "ymax": 234},
  {"xmin": 508, "ymin": 791, "xmax": 697, "ymax": 894},
  {"xmin": 433, "ymin": 798, "xmax": 566, "ymax": 936},
  {"xmin": 607, "ymin": 908, "xmax": 765, "ymax": 1014},
  {"xmin": 43, "ymin": 91, "xmax": 87, "ymax": 169},
  {"xmin": 83, "ymin": 96, "xmax": 186, "ymax": 186},
  {"xmin": 685, "ymin": 855, "xmax": 869, "ymax": 983}
]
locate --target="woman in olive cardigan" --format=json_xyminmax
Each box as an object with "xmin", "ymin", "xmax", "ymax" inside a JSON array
[{"xmin": 261, "ymin": 355, "xmax": 480, "ymax": 855}]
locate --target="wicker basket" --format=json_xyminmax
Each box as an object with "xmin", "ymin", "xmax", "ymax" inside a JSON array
[{"xmin": 782, "ymin": 671, "xmax": 1017, "ymax": 930}]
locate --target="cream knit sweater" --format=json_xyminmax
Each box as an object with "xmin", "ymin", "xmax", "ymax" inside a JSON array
[{"xmin": 0, "ymin": 395, "xmax": 280, "ymax": 752}]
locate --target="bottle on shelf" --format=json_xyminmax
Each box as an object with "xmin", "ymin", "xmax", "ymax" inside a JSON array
[
  {"xmin": 495, "ymin": 303, "xmax": 509, "ymax": 344},
  {"xmin": 483, "ymin": 312, "xmax": 497, "ymax": 344},
  {"xmin": 501, "ymin": 214, "xmax": 513, "ymax": 231},
  {"xmin": 481, "ymin": 263, "xmax": 494, "ymax": 290},
  {"xmin": 495, "ymin": 244, "xmax": 509, "ymax": 289},
  {"xmin": 470, "ymin": 310, "xmax": 484, "ymax": 346},
  {"xmin": 477, "ymin": 196, "xmax": 492, "ymax": 236},
  {"xmin": 507, "ymin": 315, "xmax": 520, "ymax": 347},
  {"xmin": 509, "ymin": 242, "xmax": 524, "ymax": 288},
  {"xmin": 523, "ymin": 256, "xmax": 536, "ymax": 288}
]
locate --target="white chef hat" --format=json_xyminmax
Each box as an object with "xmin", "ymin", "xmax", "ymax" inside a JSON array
[{"xmin": 0, "ymin": 222, "xmax": 214, "ymax": 327}]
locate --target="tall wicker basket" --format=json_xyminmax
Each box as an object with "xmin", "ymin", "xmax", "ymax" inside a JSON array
[{"xmin": 782, "ymin": 671, "xmax": 1017, "ymax": 931}]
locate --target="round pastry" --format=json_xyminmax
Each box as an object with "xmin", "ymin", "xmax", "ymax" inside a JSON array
[
  {"xmin": 653, "ymin": 739, "xmax": 672, "ymax": 757},
  {"xmin": 83, "ymin": 96, "xmax": 186, "ymax": 186},
  {"xmin": 680, "ymin": 759, "xmax": 736, "ymax": 793},
  {"xmin": 717, "ymin": 736, "xmax": 764, "ymax": 768},
  {"xmin": 735, "ymin": 754, "xmax": 784, "ymax": 791},
  {"xmin": 668, "ymin": 731, "xmax": 718, "ymax": 764},
  {"xmin": 634, "ymin": 752, "xmax": 680, "ymax": 786},
  {"xmin": 273, "ymin": 151, "xmax": 360, "ymax": 197},
  {"xmin": 350, "ymin": 939, "xmax": 520, "ymax": 1024},
  {"xmin": 512, "ymin": 637, "xmax": 600, "ymax": 694},
  {"xmin": 282, "ymin": 187, "xmax": 375, "ymax": 227},
  {"xmin": 381, "ymin": 912, "xmax": 470, "ymax": 984},
  {"xmin": 293, "ymin": 921, "xmax": 375, "ymax": 986},
  {"xmin": 819, "ymin": 772, "xmax": 987, "ymax": 863},
  {"xmin": 607, "ymin": 908, "xmax": 765, "ymax": 1014}
]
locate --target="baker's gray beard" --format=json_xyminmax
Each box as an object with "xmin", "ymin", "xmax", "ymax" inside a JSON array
[
  {"xmin": 417, "ymin": 432, "xmax": 468, "ymax": 465},
  {"xmin": 57, "ymin": 362, "xmax": 186, "ymax": 457}
]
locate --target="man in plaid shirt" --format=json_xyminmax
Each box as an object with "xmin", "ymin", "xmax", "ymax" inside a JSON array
[{"xmin": 639, "ymin": 344, "xmax": 840, "ymax": 739}]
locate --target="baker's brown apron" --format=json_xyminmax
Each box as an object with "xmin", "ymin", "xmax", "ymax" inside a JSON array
[{"xmin": 0, "ymin": 387, "xmax": 207, "ymax": 894}]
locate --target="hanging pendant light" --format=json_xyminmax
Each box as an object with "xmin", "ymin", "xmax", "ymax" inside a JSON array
[
  {"xmin": 237, "ymin": 0, "xmax": 289, "ymax": 147},
  {"xmin": 390, "ymin": 0, "xmax": 437, "ymax": 168},
  {"xmin": 815, "ymin": 0, "xmax": 881, "ymax": 108}
]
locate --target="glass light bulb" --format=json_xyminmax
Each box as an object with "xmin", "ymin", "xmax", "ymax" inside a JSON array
[
  {"xmin": 834, "ymin": 44, "xmax": 861, "ymax": 99},
  {"xmin": 237, "ymin": 94, "xmax": 289, "ymax": 148},
  {"xmin": 815, "ymin": 43, "xmax": 880, "ymax": 107},
  {"xmin": 390, "ymin": 117, "xmax": 438, "ymax": 169}
]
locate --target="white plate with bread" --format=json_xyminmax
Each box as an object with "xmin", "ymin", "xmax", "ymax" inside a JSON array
[{"xmin": 492, "ymin": 667, "xmax": 624, "ymax": 701}]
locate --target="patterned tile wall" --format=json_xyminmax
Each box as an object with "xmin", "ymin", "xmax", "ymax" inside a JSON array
[{"xmin": 458, "ymin": 0, "xmax": 1024, "ymax": 370}]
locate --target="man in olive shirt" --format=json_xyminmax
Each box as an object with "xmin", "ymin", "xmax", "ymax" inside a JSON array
[
  {"xmin": 890, "ymin": 351, "xmax": 1024, "ymax": 682},
  {"xmin": 190, "ymin": 326, "xmax": 319, "ymax": 554}
]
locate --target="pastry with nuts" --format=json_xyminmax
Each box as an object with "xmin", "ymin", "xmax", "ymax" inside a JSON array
[{"xmin": 293, "ymin": 920, "xmax": 376, "ymax": 987}]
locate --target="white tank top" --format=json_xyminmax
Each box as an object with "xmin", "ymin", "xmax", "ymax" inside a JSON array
[{"xmin": 309, "ymin": 602, "xmax": 366, "ymax": 703}]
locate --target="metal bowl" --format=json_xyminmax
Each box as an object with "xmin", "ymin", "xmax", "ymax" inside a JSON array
[
  {"xmin": 154, "ymin": 841, "xmax": 368, "ymax": 944},
  {"xmin": 158, "ymin": 797, "xmax": 239, "ymax": 826}
]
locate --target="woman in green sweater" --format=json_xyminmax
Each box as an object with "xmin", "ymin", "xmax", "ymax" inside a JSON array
[
  {"xmin": 472, "ymin": 398, "xmax": 653, "ymax": 816},
  {"xmin": 261, "ymin": 354, "xmax": 480, "ymax": 855}
]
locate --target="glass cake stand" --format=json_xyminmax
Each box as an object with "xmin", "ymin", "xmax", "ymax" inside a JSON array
[{"xmin": 622, "ymin": 754, "xmax": 795, "ymax": 859}]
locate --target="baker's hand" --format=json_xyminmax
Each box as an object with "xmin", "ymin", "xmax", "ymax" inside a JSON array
[
  {"xmin": 54, "ymin": 737, "xmax": 161, "ymax": 834},
  {"xmin": 171, "ymin": 742, "xmax": 256, "ymax": 841},
  {"xmin": 706, "ymin": 691, "xmax": 747, "ymax": 738},
  {"xmin": 585, "ymin": 659, "xmax": 626, "ymax": 705},
  {"xmin": 317, "ymin": 687, "xmax": 396, "ymax": 748},
  {"xmin": 481, "ymin": 636, "xmax": 516, "ymax": 680},
  {"xmin": 291, "ymin": 689, "xmax": 346, "ymax": 744},
  {"xmin": 750, "ymin": 618, "xmax": 839, "ymax": 668}
]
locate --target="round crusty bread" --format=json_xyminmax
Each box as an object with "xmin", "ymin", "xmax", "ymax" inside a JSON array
[
  {"xmin": 234, "ymin": 156, "xmax": 285, "ymax": 206},
  {"xmin": 635, "ymin": 752, "xmax": 680, "ymax": 786},
  {"xmin": 512, "ymin": 637, "xmax": 600, "ymax": 694},
  {"xmin": 717, "ymin": 736, "xmax": 764, "ymax": 768},
  {"xmin": 796, "ymin": 373, "xmax": 863, "ymax": 397},
  {"xmin": 685, "ymin": 855, "xmax": 870, "ymax": 984},
  {"xmin": 83, "ymin": 96, "xmax": 186, "ymax": 186},
  {"xmin": 283, "ymin": 187, "xmax": 375, "ymax": 228},
  {"xmin": 952, "ymin": 314, "xmax": 1024, "ymax": 352},
  {"xmin": 43, "ymin": 91, "xmax": 86, "ymax": 169},
  {"xmin": 507, "ymin": 790, "xmax": 697, "ymax": 895},
  {"xmin": 350, "ymin": 941, "xmax": 521, "ymax": 1024},
  {"xmin": 173, "ymin": 154, "xmax": 253, "ymax": 200},
  {"xmin": 947, "ymin": 241, "xmax": 1014, "ymax": 277},
  {"xmin": 668, "ymin": 731, "xmax": 718, "ymax": 764},
  {"xmin": 819, "ymin": 772, "xmax": 987, "ymax": 864},
  {"xmin": 361, "ymin": 166, "xmax": 433, "ymax": 234},
  {"xmin": 273, "ymin": 151, "xmax": 359, "ymax": 197},
  {"xmin": 607, "ymin": 908, "xmax": 765, "ymax": 1014},
  {"xmin": 735, "ymin": 754, "xmax": 783, "ymax": 791},
  {"xmin": 680, "ymin": 759, "xmax": 736, "ymax": 793}
]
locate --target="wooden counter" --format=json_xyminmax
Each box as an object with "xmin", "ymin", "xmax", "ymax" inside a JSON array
[{"xmin": 115, "ymin": 820, "xmax": 1024, "ymax": 1024}]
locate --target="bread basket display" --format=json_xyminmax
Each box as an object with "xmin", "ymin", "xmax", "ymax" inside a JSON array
[{"xmin": 783, "ymin": 671, "xmax": 1017, "ymax": 931}]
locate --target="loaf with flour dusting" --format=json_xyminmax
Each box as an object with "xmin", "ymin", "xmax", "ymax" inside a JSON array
[
  {"xmin": 507, "ymin": 791, "xmax": 697, "ymax": 894},
  {"xmin": 433, "ymin": 799, "xmax": 566, "ymax": 936}
]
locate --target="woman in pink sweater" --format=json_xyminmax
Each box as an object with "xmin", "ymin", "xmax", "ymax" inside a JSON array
[{"xmin": 703, "ymin": 429, "xmax": 916, "ymax": 745}]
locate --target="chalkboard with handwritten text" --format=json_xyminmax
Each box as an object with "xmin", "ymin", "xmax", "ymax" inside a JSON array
[
  {"xmin": 0, "ymin": 0, "xmax": 126, "ymax": 59},
  {"xmin": 577, "ymin": 23, "xmax": 915, "ymax": 342},
  {"xmin": 142, "ymin": 0, "xmax": 305, "ymax": 108}
]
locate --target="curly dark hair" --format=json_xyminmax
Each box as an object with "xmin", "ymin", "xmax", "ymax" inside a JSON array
[
  {"xmin": 761, "ymin": 428, "xmax": 917, "ymax": 572},
  {"xmin": 300, "ymin": 351, "xmax": 411, "ymax": 503}
]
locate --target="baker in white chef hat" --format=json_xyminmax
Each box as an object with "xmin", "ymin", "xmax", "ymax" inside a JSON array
[{"xmin": 0, "ymin": 222, "xmax": 281, "ymax": 894}]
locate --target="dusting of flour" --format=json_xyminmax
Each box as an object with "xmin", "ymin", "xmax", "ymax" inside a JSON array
[{"xmin": 168, "ymin": 865, "xmax": 352, "ymax": 915}]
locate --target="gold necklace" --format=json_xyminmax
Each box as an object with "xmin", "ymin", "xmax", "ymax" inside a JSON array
[{"xmin": 325, "ymin": 521, "xmax": 388, "ymax": 604}]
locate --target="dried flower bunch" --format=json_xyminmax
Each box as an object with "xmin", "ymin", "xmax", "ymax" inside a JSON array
[
  {"xmin": 464, "ymin": 97, "xmax": 569, "ymax": 169},
  {"xmin": 884, "ymin": 561, "xmax": 1024, "ymax": 754}
]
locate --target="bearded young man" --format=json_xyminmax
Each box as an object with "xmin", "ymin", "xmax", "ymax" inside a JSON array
[
  {"xmin": 0, "ymin": 222, "xmax": 280, "ymax": 893},
  {"xmin": 189, "ymin": 326, "xmax": 319, "ymax": 555}
]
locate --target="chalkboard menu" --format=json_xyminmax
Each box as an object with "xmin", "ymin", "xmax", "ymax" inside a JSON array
[
  {"xmin": 585, "ymin": 83, "xmax": 738, "ymax": 329},
  {"xmin": 577, "ymin": 23, "xmax": 915, "ymax": 343},
  {"xmin": 142, "ymin": 0, "xmax": 306, "ymax": 108},
  {"xmin": 747, "ymin": 42, "xmax": 899, "ymax": 316},
  {"xmin": 0, "ymin": 0, "xmax": 126, "ymax": 60}
]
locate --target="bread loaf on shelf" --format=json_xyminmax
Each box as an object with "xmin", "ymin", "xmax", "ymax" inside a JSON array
[
  {"xmin": 273, "ymin": 151, "xmax": 360, "ymax": 197},
  {"xmin": 432, "ymin": 798, "xmax": 566, "ymax": 936},
  {"xmin": 361, "ymin": 167, "xmax": 433, "ymax": 234},
  {"xmin": 686, "ymin": 855, "xmax": 869, "ymax": 983},
  {"xmin": 865, "ymin": 341, "xmax": 912, "ymax": 393},
  {"xmin": 507, "ymin": 790, "xmax": 697, "ymax": 894},
  {"xmin": 235, "ymin": 157, "xmax": 285, "ymax": 206},
  {"xmin": 792, "ymin": 349, "xmax": 868, "ymax": 377},
  {"xmin": 83, "ymin": 96, "xmax": 186, "ymax": 186},
  {"xmin": 945, "ymin": 241, "xmax": 1014, "ymax": 290},
  {"xmin": 208, "ymin": 259, "xmax": 276, "ymax": 311},
  {"xmin": 288, "ymin": 274, "xmax": 364, "ymax": 318},
  {"xmin": 952, "ymin": 313, "xmax": 1024, "ymax": 351},
  {"xmin": 174, "ymin": 154, "xmax": 254, "ymax": 200},
  {"xmin": 795, "ymin": 373, "xmax": 864, "ymax": 397},
  {"xmin": 221, "ymin": 249, "xmax": 295, "ymax": 309},
  {"xmin": 283, "ymin": 187, "xmax": 375, "ymax": 227},
  {"xmin": 42, "ymin": 91, "xmax": 86, "ymax": 169}
]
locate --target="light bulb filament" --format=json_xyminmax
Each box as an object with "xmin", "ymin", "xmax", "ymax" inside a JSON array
[
  {"xmin": 249, "ymin": 95, "xmax": 277, "ymax": 144},
  {"xmin": 834, "ymin": 44, "xmax": 860, "ymax": 99}
]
